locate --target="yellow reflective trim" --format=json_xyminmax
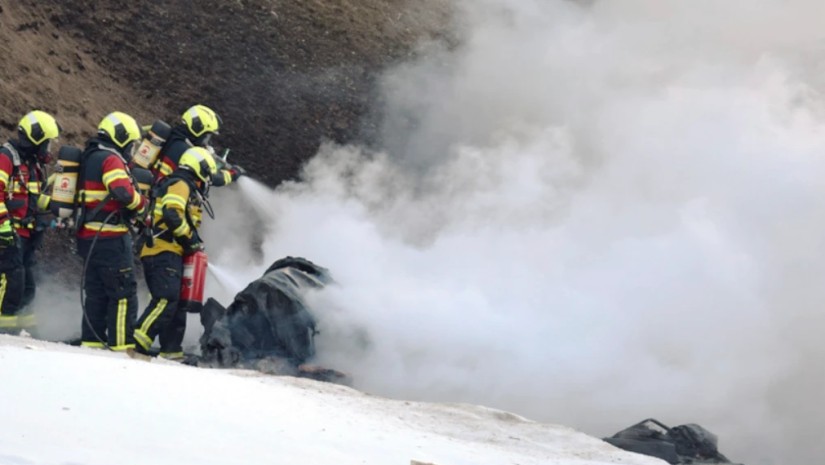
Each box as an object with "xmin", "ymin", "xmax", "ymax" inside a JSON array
[
  {"xmin": 26, "ymin": 182, "xmax": 40, "ymax": 193},
  {"xmin": 0, "ymin": 315, "xmax": 18, "ymax": 328},
  {"xmin": 0, "ymin": 204, "xmax": 7, "ymax": 214},
  {"xmin": 109, "ymin": 343, "xmax": 135, "ymax": 352},
  {"xmin": 83, "ymin": 222, "xmax": 128, "ymax": 233},
  {"xmin": 223, "ymin": 171, "xmax": 232, "ymax": 184},
  {"xmin": 159, "ymin": 162, "xmax": 174, "ymax": 176},
  {"xmin": 134, "ymin": 329, "xmax": 153, "ymax": 351},
  {"xmin": 79, "ymin": 190, "xmax": 110, "ymax": 201},
  {"xmin": 173, "ymin": 222, "xmax": 191, "ymax": 237},
  {"xmin": 162, "ymin": 194, "xmax": 187, "ymax": 209},
  {"xmin": 0, "ymin": 172, "xmax": 8, "ymax": 185},
  {"xmin": 159, "ymin": 351, "xmax": 184, "ymax": 360},
  {"xmin": 163, "ymin": 201, "xmax": 187, "ymax": 213},
  {"xmin": 139, "ymin": 298, "xmax": 167, "ymax": 334},
  {"xmin": 17, "ymin": 313, "xmax": 36, "ymax": 328},
  {"xmin": 126, "ymin": 191, "xmax": 141, "ymax": 210},
  {"xmin": 0, "ymin": 274, "xmax": 6, "ymax": 316},
  {"xmin": 116, "ymin": 298, "xmax": 127, "ymax": 348},
  {"xmin": 102, "ymin": 169, "xmax": 129, "ymax": 187},
  {"xmin": 37, "ymin": 194, "xmax": 50, "ymax": 210},
  {"xmin": 81, "ymin": 341, "xmax": 105, "ymax": 349}
]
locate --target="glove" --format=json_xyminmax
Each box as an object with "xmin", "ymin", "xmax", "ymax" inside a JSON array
[
  {"xmin": 135, "ymin": 202, "xmax": 149, "ymax": 223},
  {"xmin": 229, "ymin": 164, "xmax": 246, "ymax": 182},
  {"xmin": 127, "ymin": 197, "xmax": 149, "ymax": 223},
  {"xmin": 0, "ymin": 220, "xmax": 16, "ymax": 249},
  {"xmin": 183, "ymin": 238, "xmax": 205, "ymax": 255}
]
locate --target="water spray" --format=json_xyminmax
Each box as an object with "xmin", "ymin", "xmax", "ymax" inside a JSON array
[{"xmin": 207, "ymin": 263, "xmax": 245, "ymax": 297}]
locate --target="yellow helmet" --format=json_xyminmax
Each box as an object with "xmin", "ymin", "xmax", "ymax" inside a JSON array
[
  {"xmin": 98, "ymin": 111, "xmax": 141, "ymax": 149},
  {"xmin": 181, "ymin": 104, "xmax": 221, "ymax": 139},
  {"xmin": 179, "ymin": 146, "xmax": 217, "ymax": 183},
  {"xmin": 18, "ymin": 110, "xmax": 60, "ymax": 147}
]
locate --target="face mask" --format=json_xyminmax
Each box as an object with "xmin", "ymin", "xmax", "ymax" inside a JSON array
[
  {"xmin": 121, "ymin": 140, "xmax": 137, "ymax": 163},
  {"xmin": 195, "ymin": 133, "xmax": 212, "ymax": 147},
  {"xmin": 36, "ymin": 139, "xmax": 56, "ymax": 164}
]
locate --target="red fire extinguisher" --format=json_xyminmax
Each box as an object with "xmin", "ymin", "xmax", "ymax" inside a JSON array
[{"xmin": 180, "ymin": 250, "xmax": 208, "ymax": 313}]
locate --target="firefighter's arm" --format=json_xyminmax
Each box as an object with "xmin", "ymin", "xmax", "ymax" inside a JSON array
[
  {"xmin": 158, "ymin": 156, "xmax": 175, "ymax": 178},
  {"xmin": 161, "ymin": 180, "xmax": 196, "ymax": 246},
  {"xmin": 101, "ymin": 156, "xmax": 146, "ymax": 213},
  {"xmin": 0, "ymin": 156, "xmax": 14, "ymax": 245},
  {"xmin": 211, "ymin": 168, "xmax": 234, "ymax": 186},
  {"xmin": 0, "ymin": 155, "xmax": 12, "ymax": 225},
  {"xmin": 36, "ymin": 173, "xmax": 56, "ymax": 211}
]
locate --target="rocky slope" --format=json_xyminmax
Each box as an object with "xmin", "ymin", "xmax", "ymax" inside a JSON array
[
  {"xmin": 0, "ymin": 0, "xmax": 452, "ymax": 185},
  {"xmin": 0, "ymin": 0, "xmax": 453, "ymax": 278}
]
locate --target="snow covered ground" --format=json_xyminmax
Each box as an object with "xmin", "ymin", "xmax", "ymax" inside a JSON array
[{"xmin": 0, "ymin": 334, "xmax": 664, "ymax": 465}]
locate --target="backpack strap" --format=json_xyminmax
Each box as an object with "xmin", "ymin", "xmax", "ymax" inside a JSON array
[
  {"xmin": 1, "ymin": 143, "xmax": 21, "ymax": 168},
  {"xmin": 1, "ymin": 143, "xmax": 21, "ymax": 197}
]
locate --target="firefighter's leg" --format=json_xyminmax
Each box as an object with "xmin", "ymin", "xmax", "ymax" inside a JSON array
[
  {"xmin": 159, "ymin": 304, "xmax": 187, "ymax": 358},
  {"xmin": 101, "ymin": 235, "xmax": 137, "ymax": 351},
  {"xmin": 0, "ymin": 243, "xmax": 25, "ymax": 331},
  {"xmin": 0, "ymin": 268, "xmax": 25, "ymax": 331},
  {"xmin": 134, "ymin": 252, "xmax": 183, "ymax": 353},
  {"xmin": 80, "ymin": 255, "xmax": 109, "ymax": 347},
  {"xmin": 17, "ymin": 236, "xmax": 38, "ymax": 329},
  {"xmin": 20, "ymin": 235, "xmax": 37, "ymax": 308}
]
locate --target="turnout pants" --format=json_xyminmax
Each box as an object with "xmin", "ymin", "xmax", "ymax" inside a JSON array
[
  {"xmin": 77, "ymin": 234, "xmax": 138, "ymax": 350},
  {"xmin": 158, "ymin": 302, "xmax": 187, "ymax": 356},
  {"xmin": 0, "ymin": 238, "xmax": 24, "ymax": 329},
  {"xmin": 21, "ymin": 233, "xmax": 43, "ymax": 308},
  {"xmin": 134, "ymin": 252, "xmax": 183, "ymax": 354}
]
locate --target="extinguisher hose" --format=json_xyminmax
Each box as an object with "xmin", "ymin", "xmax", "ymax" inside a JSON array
[{"xmin": 79, "ymin": 210, "xmax": 119, "ymax": 350}]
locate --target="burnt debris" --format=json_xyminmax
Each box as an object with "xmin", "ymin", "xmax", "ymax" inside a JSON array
[
  {"xmin": 603, "ymin": 418, "xmax": 743, "ymax": 465},
  {"xmin": 197, "ymin": 256, "xmax": 348, "ymax": 384}
]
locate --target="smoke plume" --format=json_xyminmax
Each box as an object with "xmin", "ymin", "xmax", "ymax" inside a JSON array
[{"xmin": 201, "ymin": 1, "xmax": 825, "ymax": 463}]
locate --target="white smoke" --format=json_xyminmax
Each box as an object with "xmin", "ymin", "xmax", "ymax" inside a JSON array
[{"xmin": 201, "ymin": 1, "xmax": 825, "ymax": 464}]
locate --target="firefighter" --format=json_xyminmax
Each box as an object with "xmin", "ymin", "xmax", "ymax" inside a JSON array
[
  {"xmin": 134, "ymin": 146, "xmax": 216, "ymax": 358},
  {"xmin": 0, "ymin": 111, "xmax": 60, "ymax": 331},
  {"xmin": 152, "ymin": 104, "xmax": 245, "ymax": 186},
  {"xmin": 146, "ymin": 104, "xmax": 243, "ymax": 356},
  {"xmin": 76, "ymin": 112, "xmax": 147, "ymax": 350}
]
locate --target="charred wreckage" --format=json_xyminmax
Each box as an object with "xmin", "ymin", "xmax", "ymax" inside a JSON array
[
  {"xmin": 604, "ymin": 418, "xmax": 743, "ymax": 465},
  {"xmin": 183, "ymin": 256, "xmax": 347, "ymax": 384}
]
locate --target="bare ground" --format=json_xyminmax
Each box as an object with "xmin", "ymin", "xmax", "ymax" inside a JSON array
[{"xmin": 1, "ymin": 0, "xmax": 454, "ymax": 185}]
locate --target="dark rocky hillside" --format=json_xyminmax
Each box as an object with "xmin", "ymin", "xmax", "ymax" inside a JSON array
[
  {"xmin": 1, "ymin": 0, "xmax": 452, "ymax": 185},
  {"xmin": 0, "ymin": 0, "xmax": 453, "ymax": 280}
]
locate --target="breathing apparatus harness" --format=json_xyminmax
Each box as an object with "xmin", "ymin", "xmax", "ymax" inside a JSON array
[
  {"xmin": 0, "ymin": 142, "xmax": 54, "ymax": 254},
  {"xmin": 137, "ymin": 168, "xmax": 214, "ymax": 254}
]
